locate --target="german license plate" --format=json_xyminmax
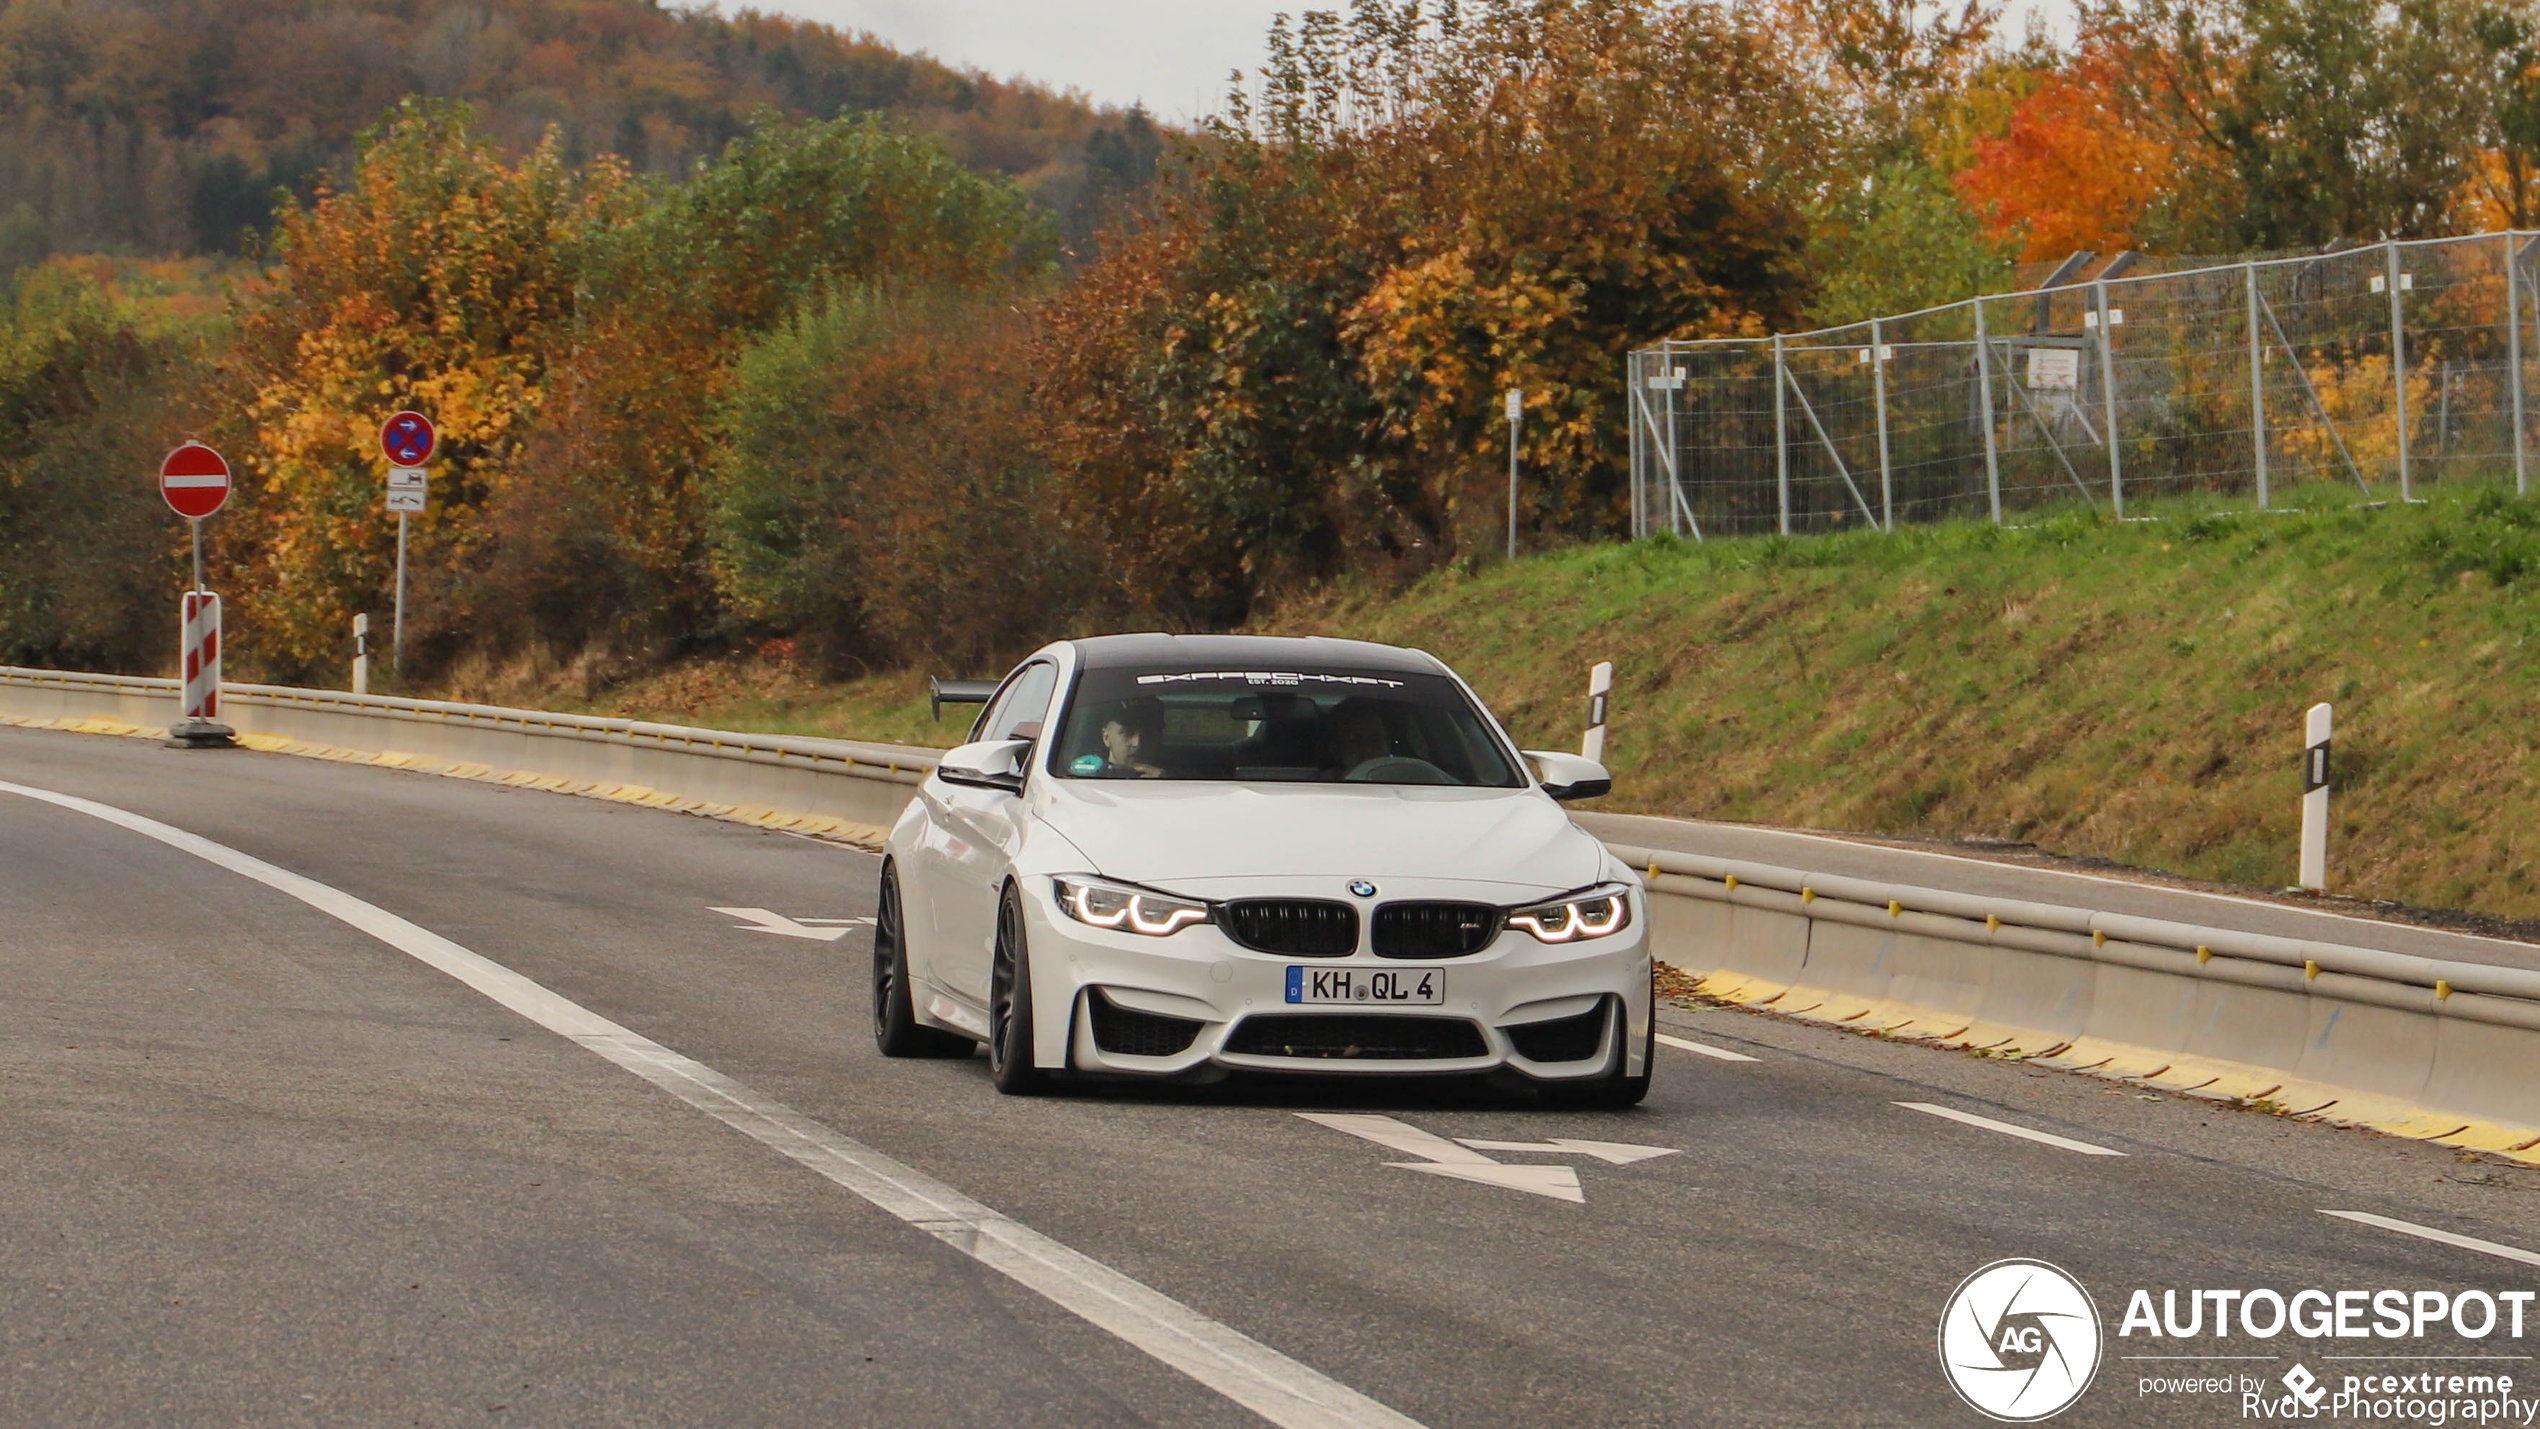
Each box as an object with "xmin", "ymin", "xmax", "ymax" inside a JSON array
[{"xmin": 1285, "ymin": 966, "xmax": 1442, "ymax": 1005}]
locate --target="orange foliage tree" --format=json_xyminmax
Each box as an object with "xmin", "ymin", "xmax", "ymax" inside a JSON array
[{"xmin": 1953, "ymin": 56, "xmax": 2171, "ymax": 261}]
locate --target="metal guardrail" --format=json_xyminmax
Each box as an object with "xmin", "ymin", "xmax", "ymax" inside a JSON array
[
  {"xmin": 1612, "ymin": 843, "xmax": 2540, "ymax": 1033},
  {"xmin": 0, "ymin": 666, "xmax": 941, "ymax": 787}
]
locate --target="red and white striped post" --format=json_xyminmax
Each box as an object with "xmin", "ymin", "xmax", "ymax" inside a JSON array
[{"xmin": 182, "ymin": 591, "xmax": 222, "ymax": 721}]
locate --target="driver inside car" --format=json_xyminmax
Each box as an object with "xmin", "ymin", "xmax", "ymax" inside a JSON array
[{"xmin": 1095, "ymin": 697, "xmax": 1166, "ymax": 778}]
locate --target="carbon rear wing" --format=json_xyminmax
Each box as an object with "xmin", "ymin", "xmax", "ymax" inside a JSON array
[{"xmin": 929, "ymin": 677, "xmax": 1000, "ymax": 724}]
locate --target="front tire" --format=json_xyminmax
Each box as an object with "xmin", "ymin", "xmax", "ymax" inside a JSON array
[
  {"xmin": 873, "ymin": 860, "xmax": 973, "ymax": 1059},
  {"xmin": 987, "ymin": 882, "xmax": 1052, "ymax": 1095}
]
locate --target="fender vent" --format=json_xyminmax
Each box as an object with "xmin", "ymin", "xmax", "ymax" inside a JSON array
[
  {"xmin": 1089, "ymin": 990, "xmax": 1203, "ymax": 1057},
  {"xmin": 1504, "ymin": 1002, "xmax": 1610, "ymax": 1064},
  {"xmin": 1225, "ymin": 1014, "xmax": 1487, "ymax": 1060},
  {"xmin": 1220, "ymin": 900, "xmax": 1359, "ymax": 957},
  {"xmin": 1372, "ymin": 902, "xmax": 1501, "ymax": 959}
]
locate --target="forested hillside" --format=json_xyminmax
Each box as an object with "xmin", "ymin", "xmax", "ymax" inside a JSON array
[
  {"xmin": 7, "ymin": 0, "xmax": 2540, "ymax": 705},
  {"xmin": 0, "ymin": 0, "xmax": 1157, "ymax": 274}
]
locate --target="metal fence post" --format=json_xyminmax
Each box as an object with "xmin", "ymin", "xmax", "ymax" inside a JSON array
[
  {"xmin": 1870, "ymin": 317, "xmax": 1892, "ymax": 531},
  {"xmin": 1972, "ymin": 296, "xmax": 2001, "ymax": 524},
  {"xmin": 2246, "ymin": 261, "xmax": 2269, "ymax": 510},
  {"xmin": 2388, "ymin": 241, "xmax": 2412, "ymax": 501},
  {"xmin": 2096, "ymin": 278, "xmax": 2123, "ymax": 518},
  {"xmin": 1627, "ymin": 353, "xmax": 1644, "ymax": 540},
  {"xmin": 1663, "ymin": 344, "xmax": 1682, "ymax": 537},
  {"xmin": 1773, "ymin": 334, "xmax": 1791, "ymax": 536},
  {"xmin": 2509, "ymin": 232, "xmax": 2528, "ymax": 499}
]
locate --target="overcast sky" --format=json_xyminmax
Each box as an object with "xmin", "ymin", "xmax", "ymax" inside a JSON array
[
  {"xmin": 752, "ymin": 1, "xmax": 2077, "ymax": 122},
  {"xmin": 759, "ymin": 1, "xmax": 1297, "ymax": 120}
]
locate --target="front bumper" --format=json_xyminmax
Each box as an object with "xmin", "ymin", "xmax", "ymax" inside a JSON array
[{"xmin": 1018, "ymin": 878, "xmax": 1652, "ymax": 1081}]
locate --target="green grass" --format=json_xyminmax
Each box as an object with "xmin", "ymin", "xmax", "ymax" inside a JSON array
[
  {"xmin": 458, "ymin": 479, "xmax": 2540, "ymax": 918},
  {"xmin": 1273, "ymin": 481, "xmax": 2540, "ymax": 915}
]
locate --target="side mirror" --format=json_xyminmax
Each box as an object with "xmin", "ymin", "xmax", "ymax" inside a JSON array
[
  {"xmin": 1524, "ymin": 749, "xmax": 1612, "ymax": 802},
  {"xmin": 937, "ymin": 738, "xmax": 1030, "ymax": 793}
]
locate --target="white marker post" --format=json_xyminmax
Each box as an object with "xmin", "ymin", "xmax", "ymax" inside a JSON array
[
  {"xmin": 2299, "ymin": 702, "xmax": 2333, "ymax": 893},
  {"xmin": 352, "ymin": 613, "xmax": 370, "ymax": 695},
  {"xmin": 1504, "ymin": 387, "xmax": 1523, "ymax": 561},
  {"xmin": 1582, "ymin": 660, "xmax": 1613, "ymax": 763}
]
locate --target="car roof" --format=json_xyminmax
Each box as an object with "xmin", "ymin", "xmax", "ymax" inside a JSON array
[{"xmin": 1067, "ymin": 633, "xmax": 1445, "ymax": 676}]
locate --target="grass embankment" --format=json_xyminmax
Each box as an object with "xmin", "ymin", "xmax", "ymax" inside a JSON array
[
  {"xmin": 452, "ymin": 486, "xmax": 2540, "ymax": 919},
  {"xmin": 1282, "ymin": 487, "xmax": 2540, "ymax": 917}
]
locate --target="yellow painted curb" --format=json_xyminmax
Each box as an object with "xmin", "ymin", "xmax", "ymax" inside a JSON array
[{"xmin": 1679, "ymin": 969, "xmax": 2540, "ymax": 1164}]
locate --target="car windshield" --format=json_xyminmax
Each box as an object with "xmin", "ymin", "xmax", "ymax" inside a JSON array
[{"xmin": 1052, "ymin": 666, "xmax": 1525, "ymax": 787}]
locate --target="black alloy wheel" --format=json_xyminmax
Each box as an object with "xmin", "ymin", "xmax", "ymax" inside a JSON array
[
  {"xmin": 987, "ymin": 882, "xmax": 1052, "ymax": 1095},
  {"xmin": 873, "ymin": 860, "xmax": 973, "ymax": 1058}
]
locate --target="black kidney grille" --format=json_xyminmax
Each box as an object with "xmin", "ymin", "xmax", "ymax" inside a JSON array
[
  {"xmin": 1504, "ymin": 1002, "xmax": 1611, "ymax": 1063},
  {"xmin": 1224, "ymin": 1014, "xmax": 1488, "ymax": 1060},
  {"xmin": 1219, "ymin": 900, "xmax": 1359, "ymax": 957},
  {"xmin": 1371, "ymin": 901, "xmax": 1502, "ymax": 959},
  {"xmin": 1088, "ymin": 990, "xmax": 1203, "ymax": 1058}
]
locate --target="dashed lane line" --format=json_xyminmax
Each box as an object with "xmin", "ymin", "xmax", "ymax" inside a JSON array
[
  {"xmin": 2321, "ymin": 1211, "xmax": 2540, "ymax": 1269},
  {"xmin": 1894, "ymin": 1101, "xmax": 2127, "ymax": 1157},
  {"xmin": 0, "ymin": 778, "xmax": 1426, "ymax": 1429},
  {"xmin": 1655, "ymin": 1032, "xmax": 1759, "ymax": 1062}
]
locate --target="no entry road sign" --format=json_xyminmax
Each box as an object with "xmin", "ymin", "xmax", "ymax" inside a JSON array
[
  {"xmin": 381, "ymin": 411, "xmax": 437, "ymax": 467},
  {"xmin": 159, "ymin": 442, "xmax": 232, "ymax": 519}
]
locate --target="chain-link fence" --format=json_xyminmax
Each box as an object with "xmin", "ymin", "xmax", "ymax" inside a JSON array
[{"xmin": 1627, "ymin": 231, "xmax": 2539, "ymax": 539}]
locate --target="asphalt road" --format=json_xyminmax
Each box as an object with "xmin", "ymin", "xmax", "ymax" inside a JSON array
[{"xmin": 9, "ymin": 724, "xmax": 2540, "ymax": 1428}]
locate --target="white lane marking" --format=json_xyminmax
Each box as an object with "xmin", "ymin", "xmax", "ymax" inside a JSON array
[
  {"xmin": 1894, "ymin": 1102, "xmax": 2127, "ymax": 1157},
  {"xmin": 1298, "ymin": 1113, "xmax": 1584, "ymax": 1203},
  {"xmin": 709, "ymin": 906, "xmax": 868, "ymax": 942},
  {"xmin": 2321, "ymin": 1211, "xmax": 2540, "ymax": 1269},
  {"xmin": 1656, "ymin": 1032, "xmax": 1759, "ymax": 1062},
  {"xmin": 3, "ymin": 780, "xmax": 1422, "ymax": 1429},
  {"xmin": 1454, "ymin": 1138, "xmax": 1679, "ymax": 1166}
]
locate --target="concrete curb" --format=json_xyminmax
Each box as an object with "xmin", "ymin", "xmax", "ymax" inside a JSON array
[{"xmin": 1609, "ymin": 842, "xmax": 2540, "ymax": 1159}]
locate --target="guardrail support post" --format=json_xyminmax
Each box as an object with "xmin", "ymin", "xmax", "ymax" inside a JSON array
[{"xmin": 2299, "ymin": 702, "xmax": 2333, "ymax": 893}]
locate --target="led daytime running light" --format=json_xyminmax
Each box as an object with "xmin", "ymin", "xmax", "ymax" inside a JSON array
[
  {"xmin": 1057, "ymin": 877, "xmax": 1210, "ymax": 937},
  {"xmin": 1507, "ymin": 890, "xmax": 1631, "ymax": 943}
]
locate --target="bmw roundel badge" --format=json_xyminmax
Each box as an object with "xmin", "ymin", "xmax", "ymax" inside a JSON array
[{"xmin": 1347, "ymin": 879, "xmax": 1378, "ymax": 899}]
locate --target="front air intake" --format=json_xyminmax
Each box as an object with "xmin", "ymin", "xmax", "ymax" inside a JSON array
[
  {"xmin": 1224, "ymin": 1014, "xmax": 1488, "ymax": 1060},
  {"xmin": 1088, "ymin": 990, "xmax": 1203, "ymax": 1057},
  {"xmin": 1371, "ymin": 901, "xmax": 1500, "ymax": 959},
  {"xmin": 1219, "ymin": 900, "xmax": 1359, "ymax": 957},
  {"xmin": 1504, "ymin": 1002, "xmax": 1611, "ymax": 1063}
]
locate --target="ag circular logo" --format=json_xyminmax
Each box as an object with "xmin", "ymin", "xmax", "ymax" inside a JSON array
[
  {"xmin": 1938, "ymin": 1259, "xmax": 2102, "ymax": 1421},
  {"xmin": 1346, "ymin": 879, "xmax": 1377, "ymax": 898}
]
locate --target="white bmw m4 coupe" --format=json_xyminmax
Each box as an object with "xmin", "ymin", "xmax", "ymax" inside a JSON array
[{"xmin": 875, "ymin": 633, "xmax": 1652, "ymax": 1104}]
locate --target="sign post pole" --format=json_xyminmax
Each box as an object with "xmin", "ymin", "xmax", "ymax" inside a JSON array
[{"xmin": 378, "ymin": 411, "xmax": 437, "ymax": 687}]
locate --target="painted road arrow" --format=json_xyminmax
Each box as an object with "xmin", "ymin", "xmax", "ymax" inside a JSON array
[
  {"xmin": 708, "ymin": 907, "xmax": 875, "ymax": 942},
  {"xmin": 1298, "ymin": 1113, "xmax": 1678, "ymax": 1204}
]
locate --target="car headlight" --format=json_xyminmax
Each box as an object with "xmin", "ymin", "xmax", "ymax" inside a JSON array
[
  {"xmin": 1053, "ymin": 875, "xmax": 1211, "ymax": 937},
  {"xmin": 1506, "ymin": 885, "xmax": 1633, "ymax": 943}
]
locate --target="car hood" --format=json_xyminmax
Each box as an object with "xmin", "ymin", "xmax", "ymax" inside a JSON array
[{"xmin": 1034, "ymin": 780, "xmax": 1605, "ymax": 899}]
